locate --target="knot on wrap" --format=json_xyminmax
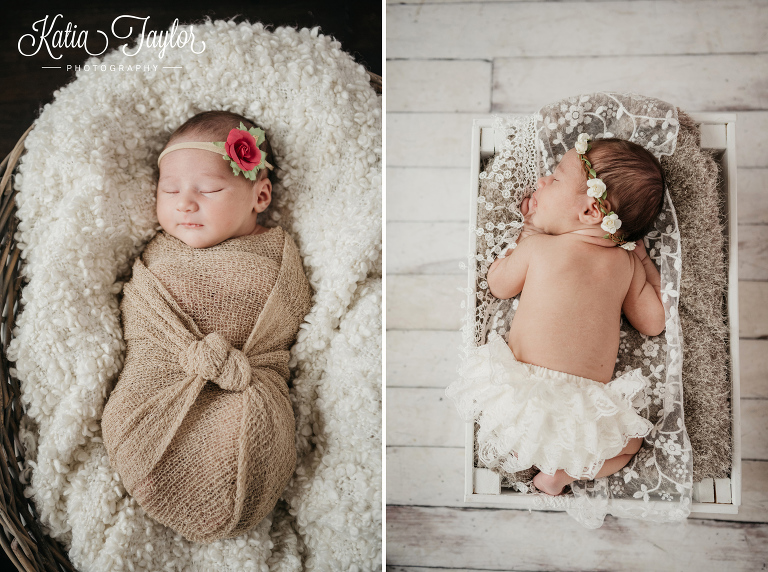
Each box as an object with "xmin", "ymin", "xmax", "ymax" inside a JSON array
[{"xmin": 179, "ymin": 332, "xmax": 251, "ymax": 391}]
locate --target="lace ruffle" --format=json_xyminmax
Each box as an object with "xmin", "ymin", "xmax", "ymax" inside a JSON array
[{"xmin": 447, "ymin": 334, "xmax": 653, "ymax": 480}]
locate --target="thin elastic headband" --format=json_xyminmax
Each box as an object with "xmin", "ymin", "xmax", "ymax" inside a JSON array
[
  {"xmin": 156, "ymin": 142, "xmax": 274, "ymax": 171},
  {"xmin": 157, "ymin": 142, "xmax": 229, "ymax": 166}
]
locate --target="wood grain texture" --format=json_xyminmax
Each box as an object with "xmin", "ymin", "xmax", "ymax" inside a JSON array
[
  {"xmin": 386, "ymin": 274, "xmax": 466, "ymax": 330},
  {"xmin": 741, "ymin": 340, "xmax": 768, "ymax": 398},
  {"xmin": 386, "ymin": 568, "xmax": 478, "ymax": 572},
  {"xmin": 386, "ymin": 446, "xmax": 768, "ymax": 523},
  {"xmin": 387, "ymin": 1, "xmax": 768, "ymax": 59},
  {"xmin": 387, "ymin": 60, "xmax": 492, "ymax": 112},
  {"xmin": 386, "ymin": 568, "xmax": 487, "ymax": 572},
  {"xmin": 739, "ymin": 281, "xmax": 768, "ymax": 338},
  {"xmin": 388, "ymin": 113, "xmax": 478, "ymax": 168},
  {"xmin": 491, "ymin": 55, "xmax": 768, "ymax": 113},
  {"xmin": 388, "ymin": 111, "xmax": 768, "ymax": 168},
  {"xmin": 387, "ymin": 167, "xmax": 470, "ymax": 222},
  {"xmin": 736, "ymin": 112, "xmax": 768, "ymax": 168},
  {"xmin": 386, "ymin": 505, "xmax": 768, "ymax": 571},
  {"xmin": 738, "ymin": 169, "xmax": 768, "ymax": 224},
  {"xmin": 739, "ymin": 225, "xmax": 768, "ymax": 280},
  {"xmin": 387, "ymin": 222, "xmax": 468, "ymax": 274},
  {"xmin": 386, "ymin": 330, "xmax": 463, "ymax": 387},
  {"xmin": 386, "ymin": 388, "xmax": 464, "ymax": 447},
  {"xmin": 387, "ymin": 387, "xmax": 768, "ymax": 458},
  {"xmin": 741, "ymin": 398, "xmax": 768, "ymax": 460}
]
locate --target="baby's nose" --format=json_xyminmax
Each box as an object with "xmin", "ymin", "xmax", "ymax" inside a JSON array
[{"xmin": 176, "ymin": 198, "xmax": 198, "ymax": 212}]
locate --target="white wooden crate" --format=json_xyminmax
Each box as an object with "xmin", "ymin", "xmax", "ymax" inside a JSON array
[{"xmin": 463, "ymin": 114, "xmax": 741, "ymax": 515}]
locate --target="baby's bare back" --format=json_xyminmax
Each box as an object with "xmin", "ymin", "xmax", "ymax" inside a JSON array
[{"xmin": 507, "ymin": 235, "xmax": 633, "ymax": 384}]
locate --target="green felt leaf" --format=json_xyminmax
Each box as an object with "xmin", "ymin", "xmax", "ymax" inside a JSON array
[
  {"xmin": 241, "ymin": 123, "xmax": 266, "ymax": 146},
  {"xmin": 589, "ymin": 169, "xmax": 596, "ymax": 178},
  {"xmin": 601, "ymin": 191, "xmax": 607, "ymax": 199},
  {"xmin": 213, "ymin": 141, "xmax": 225, "ymax": 149},
  {"xmin": 603, "ymin": 234, "xmax": 610, "ymax": 239}
]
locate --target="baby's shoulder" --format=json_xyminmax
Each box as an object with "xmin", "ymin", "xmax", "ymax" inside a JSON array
[{"xmin": 548, "ymin": 235, "xmax": 632, "ymax": 272}]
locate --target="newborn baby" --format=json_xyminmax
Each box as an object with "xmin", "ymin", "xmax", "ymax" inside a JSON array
[
  {"xmin": 102, "ymin": 111, "xmax": 313, "ymax": 542},
  {"xmin": 447, "ymin": 134, "xmax": 665, "ymax": 496}
]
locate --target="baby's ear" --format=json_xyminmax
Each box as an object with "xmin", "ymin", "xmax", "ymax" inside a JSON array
[
  {"xmin": 580, "ymin": 197, "xmax": 611, "ymax": 225},
  {"xmin": 253, "ymin": 176, "xmax": 272, "ymax": 213}
]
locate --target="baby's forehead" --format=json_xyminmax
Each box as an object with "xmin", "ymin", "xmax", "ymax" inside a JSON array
[{"xmin": 556, "ymin": 151, "xmax": 582, "ymax": 177}]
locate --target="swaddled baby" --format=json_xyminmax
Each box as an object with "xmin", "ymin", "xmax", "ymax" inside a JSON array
[
  {"xmin": 447, "ymin": 134, "xmax": 665, "ymax": 496},
  {"xmin": 102, "ymin": 111, "xmax": 313, "ymax": 542}
]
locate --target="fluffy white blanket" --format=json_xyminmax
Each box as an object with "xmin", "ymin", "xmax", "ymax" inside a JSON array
[{"xmin": 7, "ymin": 19, "xmax": 381, "ymax": 571}]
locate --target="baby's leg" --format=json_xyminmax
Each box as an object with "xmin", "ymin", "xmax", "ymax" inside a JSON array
[{"xmin": 533, "ymin": 437, "xmax": 644, "ymax": 495}]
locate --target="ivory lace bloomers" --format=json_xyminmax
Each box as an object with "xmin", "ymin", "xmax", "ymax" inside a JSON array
[
  {"xmin": 102, "ymin": 226, "xmax": 313, "ymax": 543},
  {"xmin": 447, "ymin": 332, "xmax": 654, "ymax": 481}
]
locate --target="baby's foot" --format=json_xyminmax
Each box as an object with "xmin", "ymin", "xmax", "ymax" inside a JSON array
[{"xmin": 532, "ymin": 471, "xmax": 570, "ymax": 496}]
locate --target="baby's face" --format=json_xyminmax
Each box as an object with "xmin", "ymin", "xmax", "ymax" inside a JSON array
[
  {"xmin": 156, "ymin": 137, "xmax": 271, "ymax": 249},
  {"xmin": 529, "ymin": 149, "xmax": 587, "ymax": 234}
]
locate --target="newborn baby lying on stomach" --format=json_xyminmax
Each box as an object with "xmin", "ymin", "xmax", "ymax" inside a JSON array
[
  {"xmin": 447, "ymin": 134, "xmax": 665, "ymax": 496},
  {"xmin": 102, "ymin": 110, "xmax": 313, "ymax": 542}
]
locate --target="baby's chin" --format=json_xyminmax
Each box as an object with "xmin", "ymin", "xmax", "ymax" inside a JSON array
[{"xmin": 163, "ymin": 225, "xmax": 229, "ymax": 249}]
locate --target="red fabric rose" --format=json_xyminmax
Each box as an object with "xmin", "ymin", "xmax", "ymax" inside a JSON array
[{"xmin": 224, "ymin": 128, "xmax": 262, "ymax": 172}]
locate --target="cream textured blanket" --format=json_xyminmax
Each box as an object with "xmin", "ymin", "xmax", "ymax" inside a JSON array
[{"xmin": 102, "ymin": 227, "xmax": 311, "ymax": 543}]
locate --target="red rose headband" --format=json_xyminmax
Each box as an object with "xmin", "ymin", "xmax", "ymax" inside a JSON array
[{"xmin": 157, "ymin": 122, "xmax": 273, "ymax": 181}]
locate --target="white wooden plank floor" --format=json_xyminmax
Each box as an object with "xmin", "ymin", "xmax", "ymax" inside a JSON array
[{"xmin": 385, "ymin": 1, "xmax": 768, "ymax": 570}]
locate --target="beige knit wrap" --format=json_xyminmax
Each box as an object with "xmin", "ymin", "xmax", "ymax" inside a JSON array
[{"xmin": 101, "ymin": 226, "xmax": 312, "ymax": 543}]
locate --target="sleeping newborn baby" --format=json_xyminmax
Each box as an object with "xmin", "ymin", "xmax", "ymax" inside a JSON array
[
  {"xmin": 102, "ymin": 111, "xmax": 313, "ymax": 542},
  {"xmin": 447, "ymin": 134, "xmax": 665, "ymax": 496}
]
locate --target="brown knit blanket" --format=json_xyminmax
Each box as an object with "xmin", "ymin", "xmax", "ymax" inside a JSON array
[{"xmin": 102, "ymin": 226, "xmax": 312, "ymax": 543}]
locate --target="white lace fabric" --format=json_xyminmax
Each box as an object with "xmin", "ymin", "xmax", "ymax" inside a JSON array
[
  {"xmin": 452, "ymin": 92, "xmax": 690, "ymax": 528},
  {"xmin": 447, "ymin": 332, "xmax": 654, "ymax": 481}
]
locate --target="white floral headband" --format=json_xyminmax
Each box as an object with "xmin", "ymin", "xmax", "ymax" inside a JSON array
[
  {"xmin": 575, "ymin": 133, "xmax": 636, "ymax": 251},
  {"xmin": 157, "ymin": 122, "xmax": 273, "ymax": 181}
]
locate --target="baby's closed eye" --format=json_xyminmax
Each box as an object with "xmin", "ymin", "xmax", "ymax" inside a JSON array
[{"xmin": 158, "ymin": 188, "xmax": 224, "ymax": 194}]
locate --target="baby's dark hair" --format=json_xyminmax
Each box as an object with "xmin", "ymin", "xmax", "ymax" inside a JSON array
[
  {"xmin": 584, "ymin": 138, "xmax": 665, "ymax": 243},
  {"xmin": 164, "ymin": 110, "xmax": 277, "ymax": 185}
]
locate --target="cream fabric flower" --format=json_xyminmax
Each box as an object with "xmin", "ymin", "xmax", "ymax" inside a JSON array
[
  {"xmin": 620, "ymin": 241, "xmax": 636, "ymax": 251},
  {"xmin": 574, "ymin": 132, "xmax": 590, "ymax": 154},
  {"xmin": 586, "ymin": 178, "xmax": 606, "ymax": 198},
  {"xmin": 601, "ymin": 213, "xmax": 622, "ymax": 234}
]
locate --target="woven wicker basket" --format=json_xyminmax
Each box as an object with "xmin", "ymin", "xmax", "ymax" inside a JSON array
[{"xmin": 0, "ymin": 72, "xmax": 382, "ymax": 572}]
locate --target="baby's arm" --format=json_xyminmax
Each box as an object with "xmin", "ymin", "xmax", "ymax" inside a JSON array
[
  {"xmin": 621, "ymin": 241, "xmax": 666, "ymax": 336},
  {"xmin": 487, "ymin": 235, "xmax": 536, "ymax": 299},
  {"xmin": 487, "ymin": 197, "xmax": 543, "ymax": 299}
]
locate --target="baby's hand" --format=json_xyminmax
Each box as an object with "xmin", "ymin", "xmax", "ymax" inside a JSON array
[
  {"xmin": 518, "ymin": 193, "xmax": 545, "ymax": 243},
  {"xmin": 521, "ymin": 196, "xmax": 530, "ymax": 217}
]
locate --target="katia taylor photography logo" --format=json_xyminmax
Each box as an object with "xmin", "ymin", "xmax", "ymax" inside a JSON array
[{"xmin": 17, "ymin": 14, "xmax": 206, "ymax": 61}]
